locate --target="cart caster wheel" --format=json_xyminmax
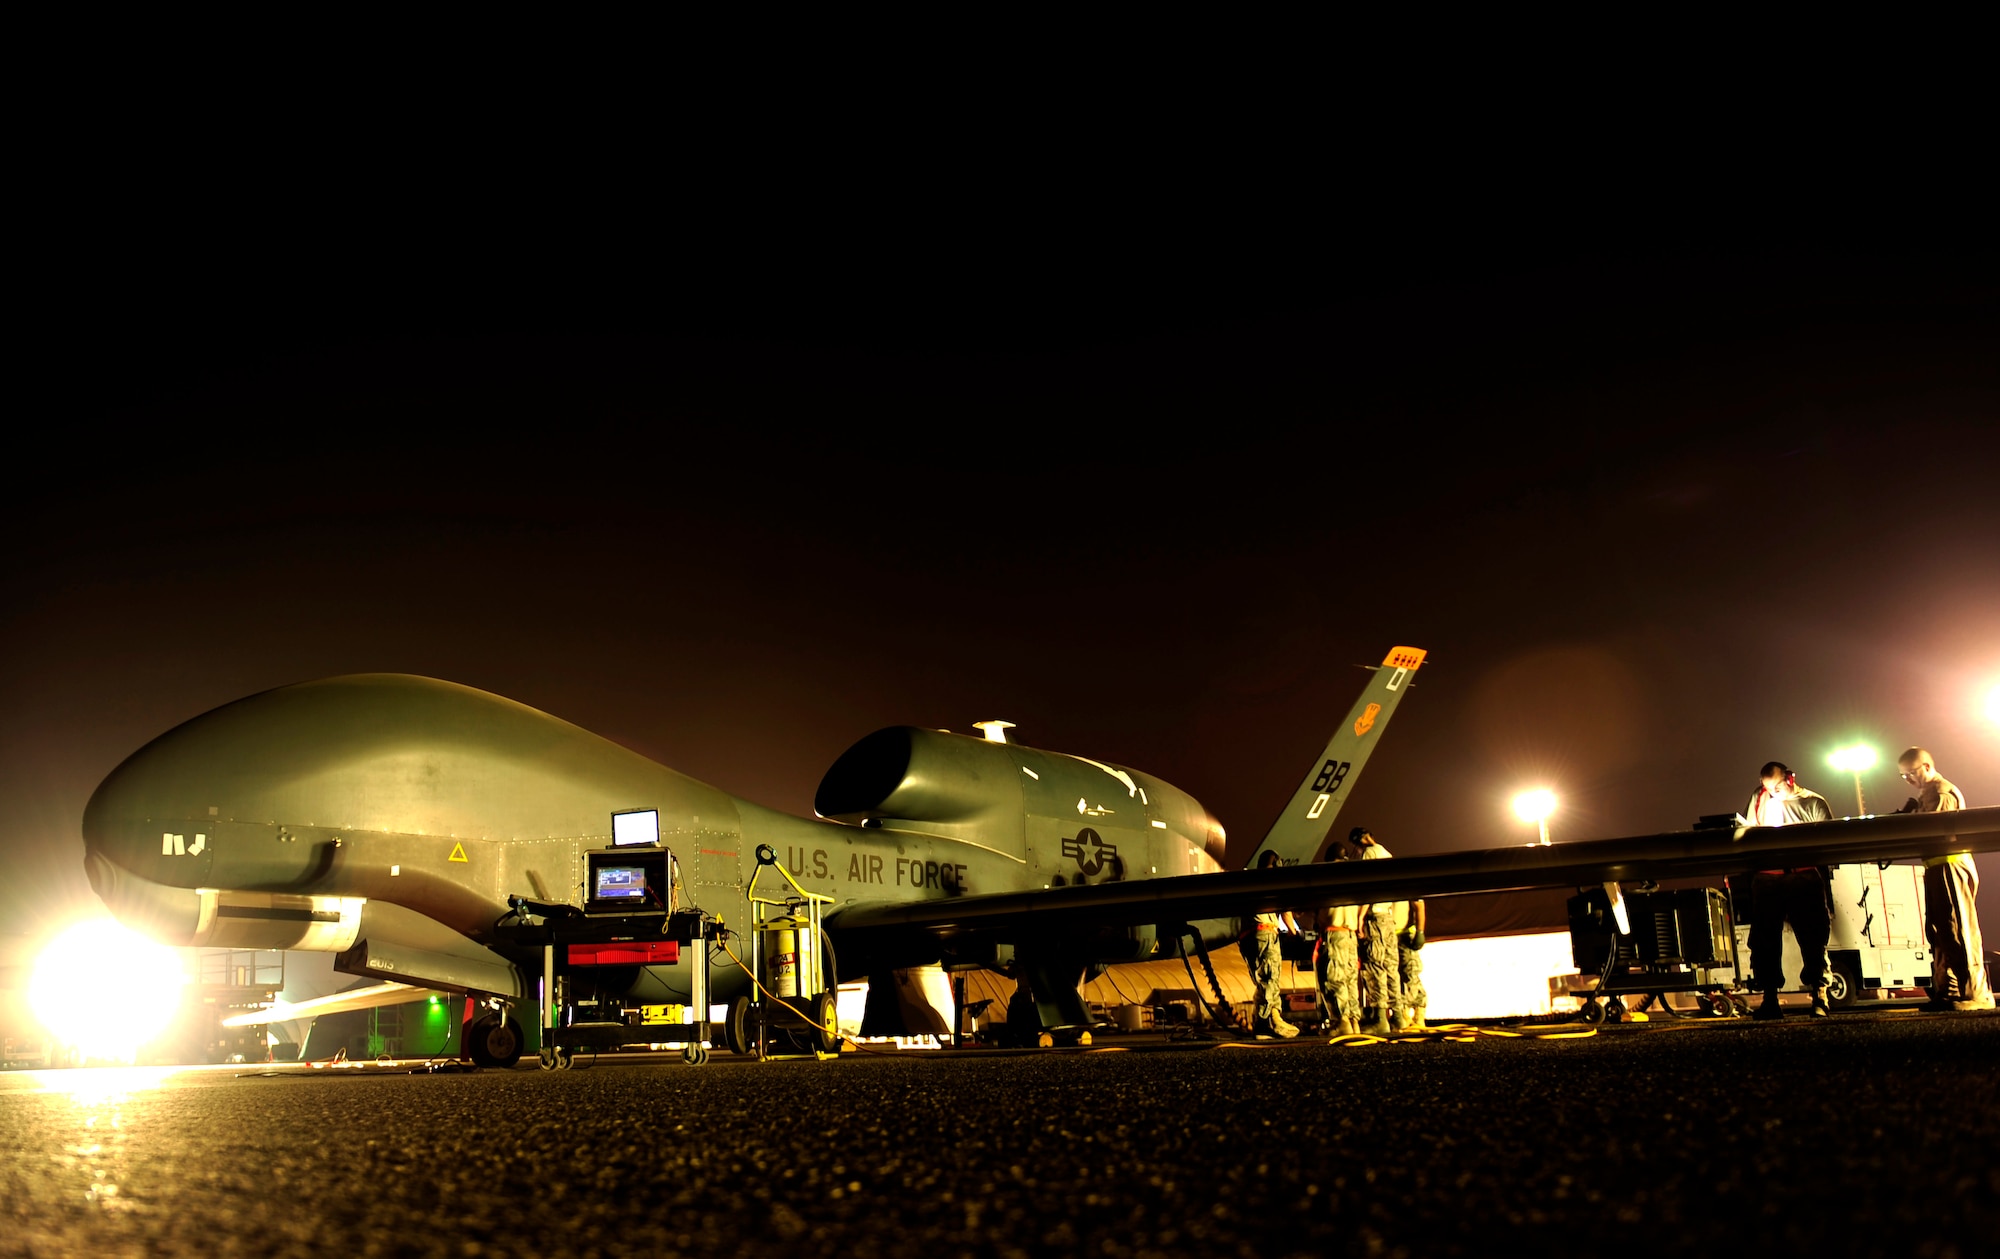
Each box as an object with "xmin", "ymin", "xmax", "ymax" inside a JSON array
[
  {"xmin": 553, "ymin": 1046, "xmax": 575, "ymax": 1070},
  {"xmin": 1604, "ymin": 996, "xmax": 1627, "ymax": 1023},
  {"xmin": 1730, "ymin": 995, "xmax": 1753, "ymax": 1018},
  {"xmin": 683, "ymin": 1044, "xmax": 708, "ymax": 1066},
  {"xmin": 538, "ymin": 1047, "xmax": 558, "ymax": 1071},
  {"xmin": 1579, "ymin": 999, "xmax": 1606, "ymax": 1026}
]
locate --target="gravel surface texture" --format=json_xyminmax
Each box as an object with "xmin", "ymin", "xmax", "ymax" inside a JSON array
[{"xmin": 5, "ymin": 1011, "xmax": 1996, "ymax": 1258}]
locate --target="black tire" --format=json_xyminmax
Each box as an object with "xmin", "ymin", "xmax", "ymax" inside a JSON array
[
  {"xmin": 1827, "ymin": 959, "xmax": 1862, "ymax": 1009},
  {"xmin": 811, "ymin": 990, "xmax": 841, "ymax": 1055},
  {"xmin": 1005, "ymin": 983, "xmax": 1040, "ymax": 1047},
  {"xmin": 724, "ymin": 996, "xmax": 755, "ymax": 1056},
  {"xmin": 1579, "ymin": 999, "xmax": 1606, "ymax": 1026},
  {"xmin": 538, "ymin": 1047, "xmax": 557, "ymax": 1071},
  {"xmin": 682, "ymin": 1043, "xmax": 708, "ymax": 1066},
  {"xmin": 468, "ymin": 1014, "xmax": 524, "ymax": 1068}
]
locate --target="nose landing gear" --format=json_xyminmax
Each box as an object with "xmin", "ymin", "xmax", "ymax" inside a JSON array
[{"xmin": 469, "ymin": 1010, "xmax": 525, "ymax": 1068}]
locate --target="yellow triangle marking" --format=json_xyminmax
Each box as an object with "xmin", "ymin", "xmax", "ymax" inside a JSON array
[{"xmin": 448, "ymin": 842, "xmax": 469, "ymax": 863}]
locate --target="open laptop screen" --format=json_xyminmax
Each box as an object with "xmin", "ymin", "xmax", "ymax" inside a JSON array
[{"xmin": 612, "ymin": 809, "xmax": 659, "ymax": 848}]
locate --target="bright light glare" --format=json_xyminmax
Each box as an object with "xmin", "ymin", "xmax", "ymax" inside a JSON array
[
  {"xmin": 29, "ymin": 920, "xmax": 187, "ymax": 1064},
  {"xmin": 1986, "ymin": 684, "xmax": 2000, "ymax": 726},
  {"xmin": 1423, "ymin": 931, "xmax": 1580, "ymax": 1019},
  {"xmin": 1512, "ymin": 790, "xmax": 1556, "ymax": 823},
  {"xmin": 1828, "ymin": 745, "xmax": 1878, "ymax": 773}
]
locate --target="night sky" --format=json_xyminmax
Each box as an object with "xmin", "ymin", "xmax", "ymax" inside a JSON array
[{"xmin": 7, "ymin": 234, "xmax": 1996, "ymax": 939}]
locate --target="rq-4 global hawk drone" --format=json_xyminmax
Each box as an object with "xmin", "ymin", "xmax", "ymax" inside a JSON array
[{"xmin": 82, "ymin": 647, "xmax": 1997, "ymax": 1063}]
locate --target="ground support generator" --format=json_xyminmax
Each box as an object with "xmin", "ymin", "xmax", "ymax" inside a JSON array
[{"xmin": 1565, "ymin": 885, "xmax": 1748, "ymax": 1023}]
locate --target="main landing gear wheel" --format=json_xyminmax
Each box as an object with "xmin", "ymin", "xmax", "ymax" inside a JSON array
[
  {"xmin": 468, "ymin": 1013, "xmax": 525, "ymax": 1068},
  {"xmin": 683, "ymin": 1043, "xmax": 710, "ymax": 1066},
  {"xmin": 724, "ymin": 996, "xmax": 754, "ymax": 1056}
]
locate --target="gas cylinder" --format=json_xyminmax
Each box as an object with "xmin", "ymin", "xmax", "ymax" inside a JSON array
[{"xmin": 767, "ymin": 927, "xmax": 798, "ymax": 998}]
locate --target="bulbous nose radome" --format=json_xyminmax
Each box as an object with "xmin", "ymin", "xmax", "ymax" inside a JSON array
[{"xmin": 83, "ymin": 849, "xmax": 206, "ymax": 946}]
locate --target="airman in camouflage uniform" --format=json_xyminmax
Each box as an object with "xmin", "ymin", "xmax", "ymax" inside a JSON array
[
  {"xmin": 1396, "ymin": 897, "xmax": 1427, "ymax": 1031},
  {"xmin": 1243, "ymin": 850, "xmax": 1300, "ymax": 1037},
  {"xmin": 1312, "ymin": 843, "xmax": 1362, "ymax": 1035},
  {"xmin": 1314, "ymin": 901, "xmax": 1362, "ymax": 1035},
  {"xmin": 1352, "ymin": 828, "xmax": 1402, "ymax": 1034}
]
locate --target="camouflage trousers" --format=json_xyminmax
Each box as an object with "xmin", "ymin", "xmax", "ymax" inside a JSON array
[
  {"xmin": 1399, "ymin": 943, "xmax": 1426, "ymax": 1022},
  {"xmin": 1362, "ymin": 910, "xmax": 1400, "ymax": 1019},
  {"xmin": 1251, "ymin": 929, "xmax": 1286, "ymax": 1021},
  {"xmin": 1315, "ymin": 930, "xmax": 1360, "ymax": 1026}
]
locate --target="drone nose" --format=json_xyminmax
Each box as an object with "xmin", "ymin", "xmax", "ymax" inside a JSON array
[{"xmin": 83, "ymin": 849, "xmax": 205, "ymax": 945}]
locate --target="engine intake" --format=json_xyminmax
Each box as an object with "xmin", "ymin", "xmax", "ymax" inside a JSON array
[{"xmin": 815, "ymin": 727, "xmax": 1015, "ymax": 824}]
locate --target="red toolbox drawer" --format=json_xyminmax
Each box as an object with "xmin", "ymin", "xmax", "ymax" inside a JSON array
[{"xmin": 567, "ymin": 941, "xmax": 680, "ymax": 966}]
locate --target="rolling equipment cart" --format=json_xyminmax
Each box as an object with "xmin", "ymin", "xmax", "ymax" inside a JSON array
[
  {"xmin": 736, "ymin": 843, "xmax": 841, "ymax": 1060},
  {"xmin": 1566, "ymin": 885, "xmax": 1749, "ymax": 1023},
  {"xmin": 498, "ymin": 832, "xmax": 721, "ymax": 1067}
]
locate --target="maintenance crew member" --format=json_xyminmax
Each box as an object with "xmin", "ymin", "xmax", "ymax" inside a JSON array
[
  {"xmin": 1311, "ymin": 843, "xmax": 1362, "ymax": 1037},
  {"xmin": 1396, "ymin": 897, "xmax": 1427, "ymax": 1031},
  {"xmin": 1351, "ymin": 827, "xmax": 1403, "ymax": 1034},
  {"xmin": 1244, "ymin": 850, "xmax": 1301, "ymax": 1038},
  {"xmin": 1897, "ymin": 747, "xmax": 1994, "ymax": 1011},
  {"xmin": 1743, "ymin": 761, "xmax": 1836, "ymax": 1019}
]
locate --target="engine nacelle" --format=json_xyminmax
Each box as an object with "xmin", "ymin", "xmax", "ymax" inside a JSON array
[
  {"xmin": 816, "ymin": 726, "xmax": 1017, "ymax": 824},
  {"xmin": 815, "ymin": 726, "xmax": 1228, "ymax": 869}
]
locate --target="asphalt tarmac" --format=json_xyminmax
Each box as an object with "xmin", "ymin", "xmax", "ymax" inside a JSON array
[{"xmin": 5, "ymin": 1010, "xmax": 1996, "ymax": 1258}]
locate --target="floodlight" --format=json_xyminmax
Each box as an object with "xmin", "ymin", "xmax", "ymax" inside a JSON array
[
  {"xmin": 1512, "ymin": 790, "xmax": 1556, "ymax": 846},
  {"xmin": 30, "ymin": 919, "xmax": 187, "ymax": 1063},
  {"xmin": 1512, "ymin": 790, "xmax": 1556, "ymax": 823},
  {"xmin": 1828, "ymin": 744, "xmax": 1878, "ymax": 815},
  {"xmin": 1828, "ymin": 745, "xmax": 1877, "ymax": 773}
]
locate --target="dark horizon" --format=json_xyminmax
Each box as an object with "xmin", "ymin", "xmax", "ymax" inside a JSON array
[{"xmin": 6, "ymin": 249, "xmax": 1996, "ymax": 937}]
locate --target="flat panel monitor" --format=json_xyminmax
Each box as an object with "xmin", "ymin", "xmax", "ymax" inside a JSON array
[
  {"xmin": 593, "ymin": 864, "xmax": 650, "ymax": 904},
  {"xmin": 612, "ymin": 808, "xmax": 660, "ymax": 848}
]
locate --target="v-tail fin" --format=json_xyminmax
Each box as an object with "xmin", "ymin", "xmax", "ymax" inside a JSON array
[{"xmin": 1246, "ymin": 645, "xmax": 1427, "ymax": 867}]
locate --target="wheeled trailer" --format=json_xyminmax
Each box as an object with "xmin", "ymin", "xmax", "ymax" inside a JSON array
[{"xmin": 1565, "ymin": 884, "xmax": 1749, "ymax": 1024}]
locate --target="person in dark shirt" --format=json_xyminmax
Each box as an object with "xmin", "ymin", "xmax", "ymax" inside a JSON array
[{"xmin": 1741, "ymin": 762, "xmax": 1836, "ymax": 1019}]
